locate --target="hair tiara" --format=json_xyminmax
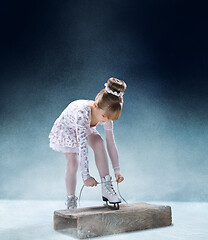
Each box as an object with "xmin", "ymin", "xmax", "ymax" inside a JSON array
[{"xmin": 104, "ymin": 83, "xmax": 124, "ymax": 97}]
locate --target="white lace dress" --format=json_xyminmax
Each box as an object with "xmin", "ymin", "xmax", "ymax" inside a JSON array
[{"xmin": 48, "ymin": 99, "xmax": 120, "ymax": 181}]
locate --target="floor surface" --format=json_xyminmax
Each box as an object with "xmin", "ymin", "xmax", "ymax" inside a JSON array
[{"xmin": 0, "ymin": 200, "xmax": 207, "ymax": 240}]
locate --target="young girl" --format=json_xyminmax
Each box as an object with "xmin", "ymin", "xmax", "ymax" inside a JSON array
[{"xmin": 48, "ymin": 77, "xmax": 127, "ymax": 209}]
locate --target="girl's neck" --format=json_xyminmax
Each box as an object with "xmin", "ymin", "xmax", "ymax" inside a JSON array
[{"xmin": 88, "ymin": 100, "xmax": 99, "ymax": 126}]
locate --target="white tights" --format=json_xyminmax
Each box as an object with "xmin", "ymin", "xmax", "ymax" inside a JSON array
[{"xmin": 64, "ymin": 132, "xmax": 110, "ymax": 195}]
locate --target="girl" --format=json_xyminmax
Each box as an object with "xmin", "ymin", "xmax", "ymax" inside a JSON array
[{"xmin": 48, "ymin": 77, "xmax": 127, "ymax": 209}]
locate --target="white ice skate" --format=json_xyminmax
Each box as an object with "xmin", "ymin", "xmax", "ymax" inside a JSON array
[
  {"xmin": 101, "ymin": 174, "xmax": 121, "ymax": 210},
  {"xmin": 65, "ymin": 195, "xmax": 78, "ymax": 209}
]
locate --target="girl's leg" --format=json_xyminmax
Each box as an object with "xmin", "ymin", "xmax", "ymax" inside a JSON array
[
  {"xmin": 64, "ymin": 152, "xmax": 78, "ymax": 195},
  {"xmin": 87, "ymin": 132, "xmax": 110, "ymax": 178}
]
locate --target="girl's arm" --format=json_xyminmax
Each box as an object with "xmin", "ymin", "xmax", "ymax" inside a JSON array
[
  {"xmin": 76, "ymin": 109, "xmax": 91, "ymax": 181},
  {"xmin": 104, "ymin": 121, "xmax": 120, "ymax": 174}
]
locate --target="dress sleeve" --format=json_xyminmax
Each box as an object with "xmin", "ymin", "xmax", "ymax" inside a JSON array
[
  {"xmin": 75, "ymin": 108, "xmax": 91, "ymax": 181},
  {"xmin": 103, "ymin": 120, "xmax": 113, "ymax": 131},
  {"xmin": 104, "ymin": 121, "xmax": 120, "ymax": 174}
]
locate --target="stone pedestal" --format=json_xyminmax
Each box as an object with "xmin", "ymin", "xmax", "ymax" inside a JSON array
[{"xmin": 54, "ymin": 202, "xmax": 172, "ymax": 239}]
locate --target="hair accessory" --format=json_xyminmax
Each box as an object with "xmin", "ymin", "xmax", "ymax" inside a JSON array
[{"xmin": 104, "ymin": 83, "xmax": 124, "ymax": 97}]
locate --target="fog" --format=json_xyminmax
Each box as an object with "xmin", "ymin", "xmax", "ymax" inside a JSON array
[
  {"xmin": 0, "ymin": 0, "xmax": 207, "ymax": 202},
  {"xmin": 1, "ymin": 78, "xmax": 207, "ymax": 202}
]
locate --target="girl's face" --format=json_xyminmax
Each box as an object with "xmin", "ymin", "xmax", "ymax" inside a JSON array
[{"xmin": 93, "ymin": 102, "xmax": 110, "ymax": 122}]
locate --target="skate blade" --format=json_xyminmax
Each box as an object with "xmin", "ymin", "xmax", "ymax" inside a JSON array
[
  {"xmin": 102, "ymin": 197, "xmax": 120, "ymax": 210},
  {"xmin": 107, "ymin": 202, "xmax": 120, "ymax": 210}
]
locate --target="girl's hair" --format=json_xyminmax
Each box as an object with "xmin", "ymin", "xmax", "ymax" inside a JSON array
[{"xmin": 95, "ymin": 77, "xmax": 127, "ymax": 120}]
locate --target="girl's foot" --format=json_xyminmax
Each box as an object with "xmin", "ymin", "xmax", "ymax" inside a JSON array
[{"xmin": 65, "ymin": 194, "xmax": 78, "ymax": 209}]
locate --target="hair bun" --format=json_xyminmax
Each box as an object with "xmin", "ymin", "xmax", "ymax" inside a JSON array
[{"xmin": 107, "ymin": 77, "xmax": 127, "ymax": 95}]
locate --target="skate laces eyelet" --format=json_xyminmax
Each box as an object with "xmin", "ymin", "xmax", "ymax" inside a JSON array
[{"xmin": 106, "ymin": 181, "xmax": 116, "ymax": 195}]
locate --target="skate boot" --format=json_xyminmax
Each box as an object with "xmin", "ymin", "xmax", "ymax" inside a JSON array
[
  {"xmin": 101, "ymin": 174, "xmax": 121, "ymax": 210},
  {"xmin": 65, "ymin": 194, "xmax": 78, "ymax": 209}
]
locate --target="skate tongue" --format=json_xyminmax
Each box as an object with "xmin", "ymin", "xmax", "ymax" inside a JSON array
[{"xmin": 104, "ymin": 175, "xmax": 112, "ymax": 182}]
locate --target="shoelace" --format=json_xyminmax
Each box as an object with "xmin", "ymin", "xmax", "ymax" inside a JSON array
[
  {"xmin": 78, "ymin": 180, "xmax": 128, "ymax": 207},
  {"xmin": 105, "ymin": 181, "xmax": 116, "ymax": 195}
]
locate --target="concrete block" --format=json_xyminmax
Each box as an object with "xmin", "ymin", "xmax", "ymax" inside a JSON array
[{"xmin": 54, "ymin": 202, "xmax": 172, "ymax": 239}]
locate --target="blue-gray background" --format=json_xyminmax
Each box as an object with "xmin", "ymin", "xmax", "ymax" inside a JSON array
[{"xmin": 0, "ymin": 0, "xmax": 207, "ymax": 201}]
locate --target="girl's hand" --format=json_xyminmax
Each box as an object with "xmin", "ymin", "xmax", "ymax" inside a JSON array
[
  {"xmin": 115, "ymin": 173, "xmax": 124, "ymax": 183},
  {"xmin": 84, "ymin": 177, "xmax": 98, "ymax": 187}
]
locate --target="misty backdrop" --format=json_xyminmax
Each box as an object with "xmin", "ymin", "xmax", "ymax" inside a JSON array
[{"xmin": 0, "ymin": 0, "xmax": 208, "ymax": 201}]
